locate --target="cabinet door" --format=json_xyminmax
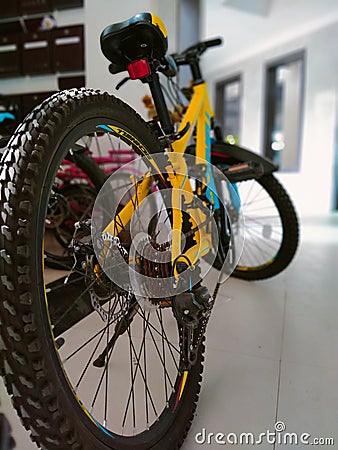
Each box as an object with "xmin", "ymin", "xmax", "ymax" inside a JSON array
[
  {"xmin": 19, "ymin": 0, "xmax": 52, "ymax": 15},
  {"xmin": 52, "ymin": 25, "xmax": 84, "ymax": 72},
  {"xmin": 52, "ymin": 0, "xmax": 83, "ymax": 10},
  {"xmin": 8, "ymin": 95, "xmax": 23, "ymax": 121},
  {"xmin": 0, "ymin": 34, "xmax": 21, "ymax": 77},
  {"xmin": 58, "ymin": 75, "xmax": 85, "ymax": 90},
  {"xmin": 22, "ymin": 31, "xmax": 52, "ymax": 75},
  {"xmin": 0, "ymin": 1, "xmax": 19, "ymax": 19}
]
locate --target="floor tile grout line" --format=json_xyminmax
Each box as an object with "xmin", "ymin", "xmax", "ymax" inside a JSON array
[
  {"xmin": 273, "ymin": 283, "xmax": 288, "ymax": 450},
  {"xmin": 273, "ymin": 359, "xmax": 282, "ymax": 450}
]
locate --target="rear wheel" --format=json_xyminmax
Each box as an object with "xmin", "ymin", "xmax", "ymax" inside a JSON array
[{"xmin": 0, "ymin": 89, "xmax": 204, "ymax": 450}]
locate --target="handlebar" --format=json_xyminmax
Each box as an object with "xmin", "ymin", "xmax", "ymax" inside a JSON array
[{"xmin": 171, "ymin": 37, "xmax": 223, "ymax": 67}]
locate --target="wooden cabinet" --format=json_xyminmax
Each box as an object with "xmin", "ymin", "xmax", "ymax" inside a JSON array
[
  {"xmin": 0, "ymin": 2, "xmax": 84, "ymax": 77},
  {"xmin": 52, "ymin": 25, "xmax": 84, "ymax": 72},
  {"xmin": 22, "ymin": 30, "xmax": 52, "ymax": 74},
  {"xmin": 0, "ymin": 34, "xmax": 21, "ymax": 77},
  {"xmin": 20, "ymin": 0, "xmax": 52, "ymax": 15},
  {"xmin": 0, "ymin": 2, "xmax": 85, "ymax": 121}
]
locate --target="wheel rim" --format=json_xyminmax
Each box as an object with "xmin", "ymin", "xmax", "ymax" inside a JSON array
[
  {"xmin": 234, "ymin": 178, "xmax": 283, "ymax": 271},
  {"xmin": 40, "ymin": 121, "xmax": 185, "ymax": 444}
]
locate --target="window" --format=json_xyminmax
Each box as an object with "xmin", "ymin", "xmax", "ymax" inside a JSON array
[
  {"xmin": 264, "ymin": 51, "xmax": 305, "ymax": 171},
  {"xmin": 215, "ymin": 75, "xmax": 242, "ymax": 144}
]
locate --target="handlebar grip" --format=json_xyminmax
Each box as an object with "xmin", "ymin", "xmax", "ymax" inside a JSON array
[
  {"xmin": 171, "ymin": 37, "xmax": 223, "ymax": 67},
  {"xmin": 204, "ymin": 37, "xmax": 223, "ymax": 49}
]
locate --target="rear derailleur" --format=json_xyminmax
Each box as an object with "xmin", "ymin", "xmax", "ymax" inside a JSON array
[{"xmin": 173, "ymin": 284, "xmax": 214, "ymax": 370}]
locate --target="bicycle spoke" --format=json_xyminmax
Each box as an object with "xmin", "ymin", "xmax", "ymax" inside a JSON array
[
  {"xmin": 43, "ymin": 126, "xmax": 184, "ymax": 438},
  {"xmin": 73, "ymin": 296, "xmax": 122, "ymax": 391},
  {"xmin": 122, "ymin": 313, "xmax": 159, "ymax": 433},
  {"xmin": 231, "ymin": 177, "xmax": 291, "ymax": 271},
  {"xmin": 135, "ymin": 306, "xmax": 180, "ymax": 357},
  {"xmin": 103, "ymin": 297, "xmax": 112, "ymax": 427}
]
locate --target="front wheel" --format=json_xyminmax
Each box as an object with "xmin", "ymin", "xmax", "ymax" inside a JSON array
[
  {"xmin": 0, "ymin": 88, "xmax": 205, "ymax": 450},
  {"xmin": 213, "ymin": 173, "xmax": 299, "ymax": 280}
]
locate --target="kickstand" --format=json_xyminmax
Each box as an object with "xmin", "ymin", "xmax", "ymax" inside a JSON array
[{"xmin": 93, "ymin": 297, "xmax": 139, "ymax": 368}]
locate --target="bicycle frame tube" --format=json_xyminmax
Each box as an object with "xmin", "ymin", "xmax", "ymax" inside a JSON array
[
  {"xmin": 165, "ymin": 154, "xmax": 212, "ymax": 273},
  {"xmin": 172, "ymin": 82, "xmax": 219, "ymax": 210},
  {"xmin": 168, "ymin": 84, "xmax": 216, "ymax": 272},
  {"xmin": 103, "ymin": 171, "xmax": 153, "ymax": 236},
  {"xmin": 99, "ymin": 83, "xmax": 216, "ymax": 277},
  {"xmin": 172, "ymin": 83, "xmax": 213, "ymax": 159}
]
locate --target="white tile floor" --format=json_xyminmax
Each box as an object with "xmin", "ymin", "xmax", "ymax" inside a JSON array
[{"xmin": 1, "ymin": 214, "xmax": 337, "ymax": 450}]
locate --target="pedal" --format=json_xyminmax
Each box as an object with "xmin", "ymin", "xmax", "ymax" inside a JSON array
[
  {"xmin": 222, "ymin": 161, "xmax": 264, "ymax": 183},
  {"xmin": 176, "ymin": 285, "xmax": 214, "ymax": 369}
]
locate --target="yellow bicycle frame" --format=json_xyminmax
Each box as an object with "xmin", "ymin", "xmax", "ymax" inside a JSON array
[
  {"xmin": 102, "ymin": 82, "xmax": 215, "ymax": 277},
  {"xmin": 172, "ymin": 83, "xmax": 213, "ymax": 158}
]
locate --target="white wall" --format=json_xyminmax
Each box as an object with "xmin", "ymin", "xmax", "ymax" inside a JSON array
[{"xmin": 201, "ymin": 0, "xmax": 338, "ymax": 215}]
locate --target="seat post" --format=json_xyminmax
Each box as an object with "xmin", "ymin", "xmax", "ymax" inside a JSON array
[{"xmin": 147, "ymin": 72, "xmax": 174, "ymax": 136}]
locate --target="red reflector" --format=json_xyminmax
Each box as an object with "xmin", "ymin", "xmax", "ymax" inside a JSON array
[{"xmin": 127, "ymin": 59, "xmax": 151, "ymax": 79}]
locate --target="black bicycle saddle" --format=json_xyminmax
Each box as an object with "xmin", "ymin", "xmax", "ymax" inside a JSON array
[{"xmin": 101, "ymin": 12, "xmax": 168, "ymax": 72}]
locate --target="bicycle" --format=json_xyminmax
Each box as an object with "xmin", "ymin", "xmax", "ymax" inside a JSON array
[
  {"xmin": 141, "ymin": 50, "xmax": 299, "ymax": 280},
  {"xmin": 51, "ymin": 52, "xmax": 299, "ymax": 281},
  {"xmin": 0, "ymin": 12, "xmax": 295, "ymax": 450},
  {"xmin": 42, "ymin": 146, "xmax": 127, "ymax": 270},
  {"xmin": 54, "ymin": 123, "xmax": 299, "ymax": 281}
]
